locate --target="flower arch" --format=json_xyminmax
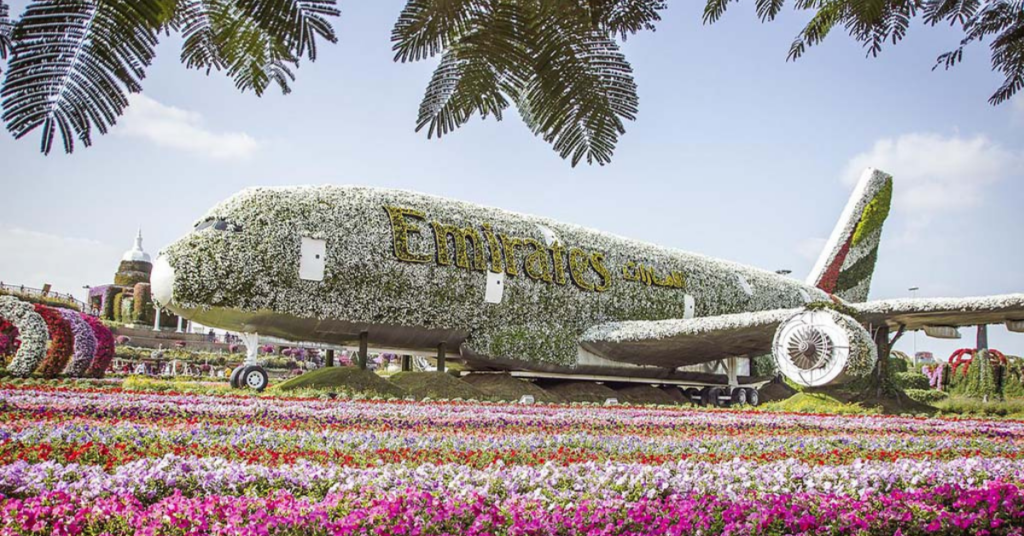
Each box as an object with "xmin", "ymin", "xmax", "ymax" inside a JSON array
[
  {"xmin": 82, "ymin": 315, "xmax": 114, "ymax": 378},
  {"xmin": 32, "ymin": 304, "xmax": 74, "ymax": 378},
  {"xmin": 0, "ymin": 296, "xmax": 49, "ymax": 377},
  {"xmin": 60, "ymin": 309, "xmax": 96, "ymax": 377}
]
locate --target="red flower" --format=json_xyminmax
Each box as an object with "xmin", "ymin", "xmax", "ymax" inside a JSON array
[{"xmin": 32, "ymin": 305, "xmax": 74, "ymax": 378}]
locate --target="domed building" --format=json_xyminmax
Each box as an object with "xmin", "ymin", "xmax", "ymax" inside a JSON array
[
  {"xmin": 114, "ymin": 229, "xmax": 153, "ymax": 287},
  {"xmin": 88, "ymin": 230, "xmax": 174, "ymax": 327}
]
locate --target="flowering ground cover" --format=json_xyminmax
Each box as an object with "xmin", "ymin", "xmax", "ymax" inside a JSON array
[{"xmin": 1, "ymin": 384, "xmax": 1023, "ymax": 534}]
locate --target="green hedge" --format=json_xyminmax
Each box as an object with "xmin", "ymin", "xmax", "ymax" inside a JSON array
[
  {"xmin": 894, "ymin": 372, "xmax": 930, "ymax": 390},
  {"xmin": 904, "ymin": 388, "xmax": 948, "ymax": 404}
]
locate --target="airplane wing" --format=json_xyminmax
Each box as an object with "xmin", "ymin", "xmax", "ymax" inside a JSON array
[
  {"xmin": 579, "ymin": 308, "xmax": 801, "ymax": 368},
  {"xmin": 851, "ymin": 293, "xmax": 1024, "ymax": 331}
]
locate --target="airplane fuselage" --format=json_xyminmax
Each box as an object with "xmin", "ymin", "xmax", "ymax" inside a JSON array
[{"xmin": 153, "ymin": 186, "xmax": 829, "ymax": 374}]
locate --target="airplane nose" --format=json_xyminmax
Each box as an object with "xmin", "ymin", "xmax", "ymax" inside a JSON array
[{"xmin": 151, "ymin": 255, "xmax": 175, "ymax": 307}]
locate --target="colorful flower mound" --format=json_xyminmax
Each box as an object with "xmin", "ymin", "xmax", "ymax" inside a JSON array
[
  {"xmin": 30, "ymin": 304, "xmax": 73, "ymax": 378},
  {"xmin": 81, "ymin": 314, "xmax": 114, "ymax": 379},
  {"xmin": 0, "ymin": 297, "xmax": 48, "ymax": 378},
  {"xmin": 59, "ymin": 310, "xmax": 96, "ymax": 377},
  {"xmin": 1, "ymin": 387, "xmax": 1024, "ymax": 535}
]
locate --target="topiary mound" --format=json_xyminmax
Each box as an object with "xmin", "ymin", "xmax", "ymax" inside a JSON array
[
  {"xmin": 276, "ymin": 367, "xmax": 407, "ymax": 398},
  {"xmin": 541, "ymin": 381, "xmax": 620, "ymax": 403},
  {"xmin": 461, "ymin": 373, "xmax": 564, "ymax": 403},
  {"xmin": 658, "ymin": 385, "xmax": 689, "ymax": 404},
  {"xmin": 757, "ymin": 381, "xmax": 797, "ymax": 403},
  {"xmin": 610, "ymin": 384, "xmax": 680, "ymax": 405},
  {"xmin": 389, "ymin": 371, "xmax": 486, "ymax": 400},
  {"xmin": 761, "ymin": 392, "xmax": 879, "ymax": 415}
]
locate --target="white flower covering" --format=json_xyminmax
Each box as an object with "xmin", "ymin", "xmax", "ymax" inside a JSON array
[
  {"xmin": 581, "ymin": 308, "xmax": 801, "ymax": 344},
  {"xmin": 853, "ymin": 294, "xmax": 1024, "ymax": 316},
  {"xmin": 0, "ymin": 296, "xmax": 49, "ymax": 377},
  {"xmin": 162, "ymin": 186, "xmax": 829, "ymax": 368}
]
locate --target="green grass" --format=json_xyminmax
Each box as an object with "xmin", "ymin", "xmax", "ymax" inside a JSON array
[
  {"xmin": 934, "ymin": 396, "xmax": 1024, "ymax": 419},
  {"xmin": 760, "ymin": 392, "xmax": 881, "ymax": 415},
  {"xmin": 274, "ymin": 368, "xmax": 407, "ymax": 398}
]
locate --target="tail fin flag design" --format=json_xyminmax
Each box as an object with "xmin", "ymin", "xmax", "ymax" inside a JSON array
[{"xmin": 806, "ymin": 168, "xmax": 893, "ymax": 303}]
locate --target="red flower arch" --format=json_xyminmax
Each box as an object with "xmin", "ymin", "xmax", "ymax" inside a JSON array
[{"xmin": 32, "ymin": 304, "xmax": 74, "ymax": 378}]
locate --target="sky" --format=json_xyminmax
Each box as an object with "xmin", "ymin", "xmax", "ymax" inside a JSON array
[{"xmin": 1, "ymin": 1, "xmax": 1022, "ymax": 361}]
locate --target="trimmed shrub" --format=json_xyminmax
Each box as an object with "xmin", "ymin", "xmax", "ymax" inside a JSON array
[
  {"xmin": 904, "ymin": 389, "xmax": 948, "ymax": 404},
  {"xmin": 894, "ymin": 372, "xmax": 930, "ymax": 390},
  {"xmin": 889, "ymin": 358, "xmax": 908, "ymax": 374},
  {"xmin": 133, "ymin": 283, "xmax": 152, "ymax": 323}
]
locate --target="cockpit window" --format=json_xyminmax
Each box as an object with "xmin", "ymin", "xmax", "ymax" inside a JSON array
[{"xmin": 194, "ymin": 218, "xmax": 242, "ymax": 233}]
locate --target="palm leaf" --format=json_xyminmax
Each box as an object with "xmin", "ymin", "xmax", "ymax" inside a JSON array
[
  {"xmin": 177, "ymin": 0, "xmax": 227, "ymax": 73},
  {"xmin": 215, "ymin": 3, "xmax": 299, "ymax": 96},
  {"xmin": 1, "ymin": 0, "xmax": 166, "ymax": 154},
  {"xmin": 517, "ymin": 10, "xmax": 638, "ymax": 167},
  {"xmin": 234, "ymin": 0, "xmax": 339, "ymax": 61},
  {"xmin": 392, "ymin": 0, "xmax": 481, "ymax": 62},
  {"xmin": 0, "ymin": 0, "xmax": 12, "ymax": 65}
]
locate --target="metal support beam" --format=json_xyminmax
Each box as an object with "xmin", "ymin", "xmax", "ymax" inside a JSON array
[
  {"xmin": 325, "ymin": 349, "xmax": 335, "ymax": 368},
  {"xmin": 401, "ymin": 355, "xmax": 412, "ymax": 372},
  {"xmin": 726, "ymin": 356, "xmax": 738, "ymax": 387},
  {"xmin": 153, "ymin": 308, "xmax": 161, "ymax": 332},
  {"xmin": 436, "ymin": 343, "xmax": 446, "ymax": 372},
  {"xmin": 977, "ymin": 325, "xmax": 989, "ymax": 351},
  {"xmin": 358, "ymin": 332, "xmax": 368, "ymax": 370},
  {"xmin": 176, "ymin": 316, "xmax": 183, "ymax": 333}
]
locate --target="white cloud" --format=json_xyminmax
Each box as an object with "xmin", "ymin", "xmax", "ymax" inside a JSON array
[
  {"xmin": 117, "ymin": 94, "xmax": 260, "ymax": 159},
  {"xmin": 0, "ymin": 227, "xmax": 123, "ymax": 303},
  {"xmin": 842, "ymin": 133, "xmax": 1022, "ymax": 216}
]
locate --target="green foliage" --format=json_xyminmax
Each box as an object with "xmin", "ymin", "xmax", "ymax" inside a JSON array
[
  {"xmin": 904, "ymin": 388, "xmax": 948, "ymax": 404},
  {"xmin": 703, "ymin": 0, "xmax": 1024, "ymax": 107},
  {"xmin": 955, "ymin": 351, "xmax": 999, "ymax": 399},
  {"xmin": 393, "ymin": 0, "xmax": 666, "ymax": 166},
  {"xmin": 889, "ymin": 356, "xmax": 908, "ymax": 373},
  {"xmin": 894, "ymin": 371, "xmax": 930, "ymax": 390},
  {"xmin": 1003, "ymin": 359, "xmax": 1024, "ymax": 398},
  {"xmin": 751, "ymin": 353, "xmax": 777, "ymax": 377},
  {"xmin": 759, "ymin": 392, "xmax": 880, "ymax": 415},
  {"xmin": 133, "ymin": 284, "xmax": 152, "ymax": 323},
  {"xmin": 2, "ymin": 0, "xmax": 339, "ymax": 154},
  {"xmin": 935, "ymin": 395, "xmax": 1024, "ymax": 419},
  {"xmin": 112, "ymin": 293, "xmax": 124, "ymax": 323},
  {"xmin": 276, "ymin": 367, "xmax": 407, "ymax": 398}
]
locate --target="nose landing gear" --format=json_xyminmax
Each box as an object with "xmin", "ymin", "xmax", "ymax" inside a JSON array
[{"xmin": 231, "ymin": 332, "xmax": 268, "ymax": 392}]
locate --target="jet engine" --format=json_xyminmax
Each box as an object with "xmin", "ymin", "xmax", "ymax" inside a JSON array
[{"xmin": 771, "ymin": 309, "xmax": 877, "ymax": 387}]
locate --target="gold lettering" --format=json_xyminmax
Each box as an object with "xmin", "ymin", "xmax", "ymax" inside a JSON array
[
  {"xmin": 549, "ymin": 242, "xmax": 568, "ymax": 285},
  {"xmin": 590, "ymin": 253, "xmax": 612, "ymax": 292},
  {"xmin": 568, "ymin": 248, "xmax": 594, "ymax": 291},
  {"xmin": 500, "ymin": 235, "xmax": 526, "ymax": 277},
  {"xmin": 481, "ymin": 224, "xmax": 503, "ymax": 274},
  {"xmin": 384, "ymin": 206, "xmax": 432, "ymax": 264},
  {"xmin": 524, "ymin": 239, "xmax": 553, "ymax": 283},
  {"xmin": 432, "ymin": 222, "xmax": 485, "ymax": 270}
]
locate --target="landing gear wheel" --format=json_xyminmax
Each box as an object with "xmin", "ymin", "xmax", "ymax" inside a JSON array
[
  {"xmin": 684, "ymin": 388, "xmax": 701, "ymax": 405},
  {"xmin": 745, "ymin": 388, "xmax": 760, "ymax": 407},
  {"xmin": 241, "ymin": 366, "xmax": 269, "ymax": 392},
  {"xmin": 707, "ymin": 387, "xmax": 725, "ymax": 407},
  {"xmin": 699, "ymin": 387, "xmax": 712, "ymax": 407},
  {"xmin": 731, "ymin": 387, "xmax": 748, "ymax": 406},
  {"xmin": 229, "ymin": 367, "xmax": 243, "ymax": 389}
]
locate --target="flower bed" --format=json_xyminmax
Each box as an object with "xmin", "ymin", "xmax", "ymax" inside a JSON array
[{"xmin": 0, "ymin": 385, "xmax": 1023, "ymax": 534}]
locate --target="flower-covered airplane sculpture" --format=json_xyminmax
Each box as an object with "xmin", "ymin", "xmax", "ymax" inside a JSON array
[{"xmin": 152, "ymin": 169, "xmax": 1024, "ymax": 396}]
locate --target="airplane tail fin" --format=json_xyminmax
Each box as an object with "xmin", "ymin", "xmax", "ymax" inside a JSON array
[{"xmin": 806, "ymin": 168, "xmax": 893, "ymax": 303}]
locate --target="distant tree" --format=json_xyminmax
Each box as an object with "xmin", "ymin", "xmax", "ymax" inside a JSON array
[{"xmin": 0, "ymin": 0, "xmax": 1019, "ymax": 164}]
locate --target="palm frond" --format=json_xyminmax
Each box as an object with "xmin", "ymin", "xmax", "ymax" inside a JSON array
[
  {"xmin": 177, "ymin": 0, "xmax": 226, "ymax": 73},
  {"xmin": 922, "ymin": 0, "xmax": 980, "ymax": 26},
  {"xmin": 755, "ymin": 0, "xmax": 787, "ymax": 21},
  {"xmin": 518, "ymin": 10, "xmax": 638, "ymax": 167},
  {"xmin": 214, "ymin": 3, "xmax": 299, "ymax": 96},
  {"xmin": 234, "ymin": 0, "xmax": 339, "ymax": 61},
  {"xmin": 574, "ymin": 0, "xmax": 666, "ymax": 38},
  {"xmin": 703, "ymin": 0, "xmax": 738, "ymax": 24},
  {"xmin": 0, "ymin": 1, "xmax": 12, "ymax": 65},
  {"xmin": 1, "ymin": 0, "xmax": 166, "ymax": 154},
  {"xmin": 392, "ymin": 0, "xmax": 481, "ymax": 62}
]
